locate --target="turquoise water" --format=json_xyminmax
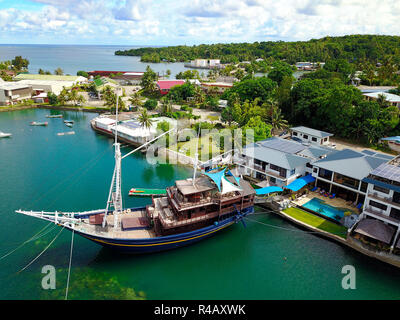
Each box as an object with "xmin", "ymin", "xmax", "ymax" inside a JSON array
[
  {"xmin": 302, "ymin": 198, "xmax": 345, "ymax": 221},
  {"xmin": 1, "ymin": 109, "xmax": 400, "ymax": 300},
  {"xmin": 0, "ymin": 44, "xmax": 197, "ymax": 77}
]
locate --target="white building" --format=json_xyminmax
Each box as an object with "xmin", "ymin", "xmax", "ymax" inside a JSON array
[
  {"xmin": 0, "ymin": 82, "xmax": 33, "ymax": 105},
  {"xmin": 16, "ymin": 80, "xmax": 75, "ymax": 95},
  {"xmin": 234, "ymin": 137, "xmax": 333, "ymax": 188},
  {"xmin": 290, "ymin": 126, "xmax": 333, "ymax": 146},
  {"xmin": 363, "ymin": 91, "xmax": 400, "ymax": 108},
  {"xmin": 350, "ymin": 155, "xmax": 400, "ymax": 253}
]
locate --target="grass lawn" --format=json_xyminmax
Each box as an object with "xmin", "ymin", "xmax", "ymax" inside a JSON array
[{"xmin": 283, "ymin": 207, "xmax": 348, "ymax": 239}]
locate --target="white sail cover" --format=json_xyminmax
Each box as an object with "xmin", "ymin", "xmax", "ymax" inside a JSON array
[{"xmin": 221, "ymin": 177, "xmax": 242, "ymax": 194}]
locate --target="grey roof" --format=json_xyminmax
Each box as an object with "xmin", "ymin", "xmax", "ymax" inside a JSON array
[
  {"xmin": 313, "ymin": 149, "xmax": 389, "ymax": 180},
  {"xmin": 257, "ymin": 137, "xmax": 306, "ymax": 154},
  {"xmin": 297, "ymin": 146, "xmax": 334, "ymax": 159},
  {"xmin": 244, "ymin": 143, "xmax": 310, "ymax": 170},
  {"xmin": 290, "ymin": 126, "xmax": 333, "ymax": 138},
  {"xmin": 361, "ymin": 149, "xmax": 394, "ymax": 160}
]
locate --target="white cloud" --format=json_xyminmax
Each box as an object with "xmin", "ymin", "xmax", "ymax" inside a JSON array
[{"xmin": 0, "ymin": 0, "xmax": 400, "ymax": 44}]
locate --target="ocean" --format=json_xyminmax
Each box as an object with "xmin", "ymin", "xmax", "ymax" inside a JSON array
[
  {"xmin": 0, "ymin": 44, "xmax": 195, "ymax": 77},
  {"xmin": 1, "ymin": 108, "xmax": 400, "ymax": 300}
]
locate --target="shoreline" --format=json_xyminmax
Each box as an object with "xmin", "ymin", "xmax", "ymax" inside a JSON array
[
  {"xmin": 257, "ymin": 203, "xmax": 400, "ymax": 269},
  {"xmin": 0, "ymin": 104, "xmax": 108, "ymax": 113}
]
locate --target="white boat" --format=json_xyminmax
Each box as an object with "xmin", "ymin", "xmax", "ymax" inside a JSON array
[
  {"xmin": 0, "ymin": 131, "xmax": 12, "ymax": 138},
  {"xmin": 65, "ymin": 123, "xmax": 73, "ymax": 128},
  {"xmin": 57, "ymin": 131, "xmax": 75, "ymax": 136},
  {"xmin": 46, "ymin": 114, "xmax": 63, "ymax": 118}
]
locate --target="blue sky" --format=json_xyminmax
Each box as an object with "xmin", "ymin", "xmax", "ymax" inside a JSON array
[{"xmin": 0, "ymin": 0, "xmax": 399, "ymax": 45}]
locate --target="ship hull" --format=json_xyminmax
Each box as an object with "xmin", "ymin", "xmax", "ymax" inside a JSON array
[{"xmin": 71, "ymin": 205, "xmax": 254, "ymax": 254}]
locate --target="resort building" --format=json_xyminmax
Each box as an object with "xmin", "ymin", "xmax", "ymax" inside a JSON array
[
  {"xmin": 201, "ymin": 82, "xmax": 233, "ymax": 93},
  {"xmin": 14, "ymin": 74, "xmax": 87, "ymax": 84},
  {"xmin": 156, "ymin": 80, "xmax": 185, "ymax": 95},
  {"xmin": 0, "ymin": 82, "xmax": 33, "ymax": 105},
  {"xmin": 92, "ymin": 115, "xmax": 176, "ymax": 146},
  {"xmin": 109, "ymin": 72, "xmax": 144, "ymax": 85},
  {"xmin": 290, "ymin": 126, "xmax": 333, "ymax": 146},
  {"xmin": 311, "ymin": 149, "xmax": 393, "ymax": 206},
  {"xmin": 234, "ymin": 137, "xmax": 334, "ymax": 188},
  {"xmin": 16, "ymin": 79, "xmax": 75, "ymax": 95},
  {"xmin": 363, "ymin": 91, "xmax": 400, "ymax": 108},
  {"xmin": 349, "ymin": 155, "xmax": 400, "ymax": 253},
  {"xmin": 186, "ymin": 59, "xmax": 222, "ymax": 69}
]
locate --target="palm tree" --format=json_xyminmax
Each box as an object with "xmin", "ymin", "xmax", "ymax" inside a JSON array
[
  {"xmin": 129, "ymin": 92, "xmax": 143, "ymax": 108},
  {"xmin": 376, "ymin": 93, "xmax": 389, "ymax": 108},
  {"xmin": 160, "ymin": 98, "xmax": 173, "ymax": 115},
  {"xmin": 267, "ymin": 106, "xmax": 288, "ymax": 136},
  {"xmin": 54, "ymin": 67, "xmax": 64, "ymax": 75},
  {"xmin": 138, "ymin": 109, "xmax": 154, "ymax": 130}
]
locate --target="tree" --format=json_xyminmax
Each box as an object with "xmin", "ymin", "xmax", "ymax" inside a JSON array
[
  {"xmin": 225, "ymin": 76, "xmax": 276, "ymax": 102},
  {"xmin": 160, "ymin": 98, "xmax": 173, "ymax": 115},
  {"xmin": 140, "ymin": 66, "xmax": 158, "ymax": 93},
  {"xmin": 54, "ymin": 67, "xmax": 64, "ymax": 75},
  {"xmin": 267, "ymin": 106, "xmax": 289, "ymax": 135},
  {"xmin": 129, "ymin": 92, "xmax": 143, "ymax": 107},
  {"xmin": 47, "ymin": 92, "xmax": 58, "ymax": 105},
  {"xmin": 243, "ymin": 116, "xmax": 272, "ymax": 142},
  {"xmin": 77, "ymin": 70, "xmax": 89, "ymax": 78},
  {"xmin": 138, "ymin": 109, "xmax": 154, "ymax": 130},
  {"xmin": 143, "ymin": 99, "xmax": 158, "ymax": 110},
  {"xmin": 12, "ymin": 56, "xmax": 29, "ymax": 71},
  {"xmin": 267, "ymin": 61, "xmax": 294, "ymax": 85}
]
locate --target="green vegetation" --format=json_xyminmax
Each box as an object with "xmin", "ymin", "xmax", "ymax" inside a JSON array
[
  {"xmin": 283, "ymin": 207, "xmax": 348, "ymax": 239},
  {"xmin": 140, "ymin": 66, "xmax": 158, "ymax": 94},
  {"xmin": 77, "ymin": 70, "xmax": 89, "ymax": 78},
  {"xmin": 115, "ymin": 35, "xmax": 400, "ymax": 65},
  {"xmin": 143, "ymin": 98, "xmax": 158, "ymax": 110}
]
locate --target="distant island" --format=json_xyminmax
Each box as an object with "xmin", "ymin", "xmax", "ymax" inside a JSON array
[{"xmin": 115, "ymin": 34, "xmax": 400, "ymax": 64}]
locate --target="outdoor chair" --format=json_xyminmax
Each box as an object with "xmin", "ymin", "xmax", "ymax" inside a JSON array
[{"xmin": 329, "ymin": 193, "xmax": 336, "ymax": 199}]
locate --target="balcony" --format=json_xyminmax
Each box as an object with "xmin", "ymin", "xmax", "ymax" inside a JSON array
[
  {"xmin": 363, "ymin": 206, "xmax": 400, "ymax": 226},
  {"xmin": 368, "ymin": 192, "xmax": 400, "ymax": 210}
]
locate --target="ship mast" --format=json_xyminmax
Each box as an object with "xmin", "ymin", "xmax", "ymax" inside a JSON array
[
  {"xmin": 103, "ymin": 87, "xmax": 123, "ymax": 229},
  {"xmin": 192, "ymin": 123, "xmax": 201, "ymax": 186}
]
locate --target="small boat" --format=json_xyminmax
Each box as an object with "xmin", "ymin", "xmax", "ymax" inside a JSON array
[
  {"xmin": 64, "ymin": 120, "xmax": 74, "ymax": 124},
  {"xmin": 0, "ymin": 131, "xmax": 12, "ymax": 138},
  {"xmin": 65, "ymin": 123, "xmax": 73, "ymax": 128},
  {"xmin": 129, "ymin": 188, "xmax": 167, "ymax": 197},
  {"xmin": 46, "ymin": 115, "xmax": 63, "ymax": 118},
  {"xmin": 30, "ymin": 121, "xmax": 48, "ymax": 126},
  {"xmin": 57, "ymin": 131, "xmax": 75, "ymax": 136}
]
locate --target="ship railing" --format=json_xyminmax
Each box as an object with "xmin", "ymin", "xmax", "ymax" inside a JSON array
[{"xmin": 159, "ymin": 210, "xmax": 219, "ymax": 229}]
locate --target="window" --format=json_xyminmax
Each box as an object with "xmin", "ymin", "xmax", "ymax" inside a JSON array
[
  {"xmin": 270, "ymin": 164, "xmax": 286, "ymax": 178},
  {"xmin": 333, "ymin": 173, "xmax": 359, "ymax": 189},
  {"xmin": 312, "ymin": 137, "xmax": 317, "ymax": 142},
  {"xmin": 318, "ymin": 168, "xmax": 332, "ymax": 180},
  {"xmin": 390, "ymin": 207, "xmax": 400, "ymax": 220},
  {"xmin": 313, "ymin": 168, "xmax": 318, "ymax": 173},
  {"xmin": 373, "ymin": 185, "xmax": 390, "ymax": 194},
  {"xmin": 360, "ymin": 182, "xmax": 368, "ymax": 193},
  {"xmin": 369, "ymin": 200, "xmax": 387, "ymax": 211},
  {"xmin": 306, "ymin": 163, "xmax": 313, "ymax": 168},
  {"xmin": 290, "ymin": 169, "xmax": 295, "ymax": 176},
  {"xmin": 303, "ymin": 134, "xmax": 308, "ymax": 139},
  {"xmin": 293, "ymin": 132, "xmax": 298, "ymax": 136}
]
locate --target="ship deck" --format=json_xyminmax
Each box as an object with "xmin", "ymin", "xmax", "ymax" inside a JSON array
[{"xmin": 75, "ymin": 209, "xmax": 157, "ymax": 240}]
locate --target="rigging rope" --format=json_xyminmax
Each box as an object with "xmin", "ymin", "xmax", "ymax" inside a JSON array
[
  {"xmin": 20, "ymin": 143, "xmax": 113, "ymax": 211},
  {"xmin": 17, "ymin": 227, "xmax": 65, "ymax": 274},
  {"xmin": 0, "ymin": 222, "xmax": 54, "ymax": 261},
  {"xmin": 65, "ymin": 229, "xmax": 74, "ymax": 300}
]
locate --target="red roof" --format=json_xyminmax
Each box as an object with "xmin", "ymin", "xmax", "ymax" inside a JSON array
[{"xmin": 157, "ymin": 80, "xmax": 185, "ymax": 90}]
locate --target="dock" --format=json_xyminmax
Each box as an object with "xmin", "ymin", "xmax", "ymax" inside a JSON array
[{"xmin": 128, "ymin": 188, "xmax": 167, "ymax": 197}]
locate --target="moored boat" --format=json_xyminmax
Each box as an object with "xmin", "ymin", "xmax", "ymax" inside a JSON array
[
  {"xmin": 46, "ymin": 114, "xmax": 63, "ymax": 118},
  {"xmin": 0, "ymin": 131, "xmax": 12, "ymax": 138},
  {"xmin": 30, "ymin": 121, "xmax": 48, "ymax": 126},
  {"xmin": 16, "ymin": 89, "xmax": 255, "ymax": 254}
]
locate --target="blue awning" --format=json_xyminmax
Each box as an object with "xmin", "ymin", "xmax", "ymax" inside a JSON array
[
  {"xmin": 204, "ymin": 168, "xmax": 226, "ymax": 191},
  {"xmin": 255, "ymin": 186, "xmax": 283, "ymax": 195},
  {"xmin": 285, "ymin": 174, "xmax": 316, "ymax": 192}
]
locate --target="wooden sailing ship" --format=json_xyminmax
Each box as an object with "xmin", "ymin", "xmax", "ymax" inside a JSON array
[{"xmin": 16, "ymin": 89, "xmax": 255, "ymax": 253}]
